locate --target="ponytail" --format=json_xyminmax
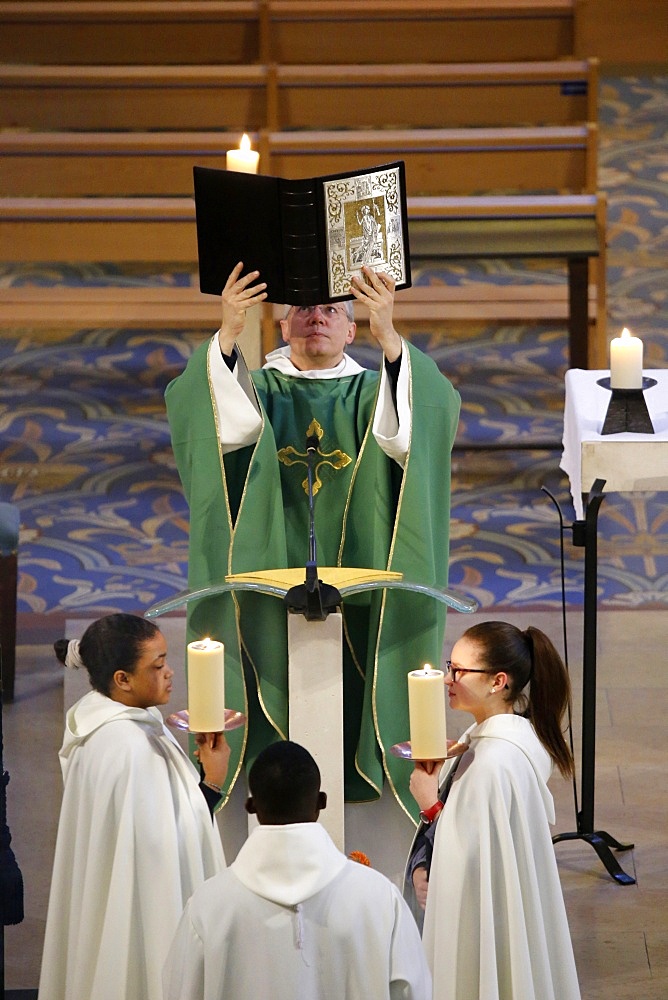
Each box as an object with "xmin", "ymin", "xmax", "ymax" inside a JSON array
[{"xmin": 523, "ymin": 627, "xmax": 574, "ymax": 779}]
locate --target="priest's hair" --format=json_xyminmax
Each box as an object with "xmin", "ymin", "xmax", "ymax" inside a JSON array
[
  {"xmin": 463, "ymin": 621, "xmax": 575, "ymax": 780},
  {"xmin": 54, "ymin": 614, "xmax": 160, "ymax": 696},
  {"xmin": 283, "ymin": 301, "xmax": 355, "ymax": 322},
  {"xmin": 248, "ymin": 740, "xmax": 321, "ymax": 824}
]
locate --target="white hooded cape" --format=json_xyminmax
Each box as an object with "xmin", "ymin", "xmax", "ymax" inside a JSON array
[
  {"xmin": 38, "ymin": 690, "xmax": 225, "ymax": 1000},
  {"xmin": 422, "ymin": 714, "xmax": 580, "ymax": 1000},
  {"xmin": 163, "ymin": 821, "xmax": 431, "ymax": 1000}
]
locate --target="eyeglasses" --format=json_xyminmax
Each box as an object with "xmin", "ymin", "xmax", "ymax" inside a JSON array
[
  {"xmin": 292, "ymin": 304, "xmax": 348, "ymax": 319},
  {"xmin": 445, "ymin": 660, "xmax": 494, "ymax": 684}
]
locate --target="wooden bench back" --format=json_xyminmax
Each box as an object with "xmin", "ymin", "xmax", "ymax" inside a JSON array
[
  {"xmin": 258, "ymin": 125, "xmax": 598, "ymax": 196},
  {"xmin": 0, "ymin": 1, "xmax": 261, "ymax": 65},
  {"xmin": 0, "ymin": 1, "xmax": 575, "ymax": 66},
  {"xmin": 259, "ymin": 1, "xmax": 575, "ymax": 64},
  {"xmin": 266, "ymin": 59, "xmax": 598, "ymax": 130}
]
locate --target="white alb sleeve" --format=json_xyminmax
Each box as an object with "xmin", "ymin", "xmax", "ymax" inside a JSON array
[
  {"xmin": 372, "ymin": 341, "xmax": 411, "ymax": 468},
  {"xmin": 207, "ymin": 336, "xmax": 262, "ymax": 455}
]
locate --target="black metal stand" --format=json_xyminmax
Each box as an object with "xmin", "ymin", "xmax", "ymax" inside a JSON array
[
  {"xmin": 283, "ymin": 434, "xmax": 341, "ymax": 621},
  {"xmin": 552, "ymin": 478, "xmax": 636, "ymax": 884},
  {"xmin": 597, "ymin": 377, "xmax": 657, "ymax": 435}
]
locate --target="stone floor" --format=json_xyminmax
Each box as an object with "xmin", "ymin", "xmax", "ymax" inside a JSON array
[{"xmin": 3, "ymin": 606, "xmax": 667, "ymax": 997}]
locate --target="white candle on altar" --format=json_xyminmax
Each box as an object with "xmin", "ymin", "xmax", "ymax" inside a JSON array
[
  {"xmin": 226, "ymin": 133, "xmax": 259, "ymax": 173},
  {"xmin": 610, "ymin": 327, "xmax": 643, "ymax": 389},
  {"xmin": 187, "ymin": 638, "xmax": 226, "ymax": 732},
  {"xmin": 408, "ymin": 663, "xmax": 447, "ymax": 759}
]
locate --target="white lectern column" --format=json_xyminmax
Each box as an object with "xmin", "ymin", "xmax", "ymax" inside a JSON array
[{"xmin": 287, "ymin": 611, "xmax": 344, "ymax": 851}]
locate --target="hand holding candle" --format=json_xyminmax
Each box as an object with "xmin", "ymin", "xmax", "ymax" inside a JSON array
[
  {"xmin": 610, "ymin": 327, "xmax": 643, "ymax": 389},
  {"xmin": 187, "ymin": 638, "xmax": 226, "ymax": 732},
  {"xmin": 226, "ymin": 133, "xmax": 259, "ymax": 174},
  {"xmin": 408, "ymin": 663, "xmax": 447, "ymax": 759}
]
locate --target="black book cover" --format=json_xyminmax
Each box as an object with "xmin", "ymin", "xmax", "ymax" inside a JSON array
[{"xmin": 193, "ymin": 160, "xmax": 411, "ymax": 305}]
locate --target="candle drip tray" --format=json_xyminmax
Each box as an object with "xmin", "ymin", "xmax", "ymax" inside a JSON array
[
  {"xmin": 389, "ymin": 739, "xmax": 468, "ymax": 762},
  {"xmin": 166, "ymin": 708, "xmax": 246, "ymax": 733}
]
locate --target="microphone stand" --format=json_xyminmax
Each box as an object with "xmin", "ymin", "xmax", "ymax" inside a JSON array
[{"xmin": 284, "ymin": 435, "xmax": 341, "ymax": 621}]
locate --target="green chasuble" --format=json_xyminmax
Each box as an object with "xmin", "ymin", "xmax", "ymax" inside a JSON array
[{"xmin": 165, "ymin": 341, "xmax": 460, "ymax": 823}]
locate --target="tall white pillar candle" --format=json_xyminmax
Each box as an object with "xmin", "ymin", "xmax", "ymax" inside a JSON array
[
  {"xmin": 408, "ymin": 663, "xmax": 447, "ymax": 759},
  {"xmin": 226, "ymin": 133, "xmax": 259, "ymax": 173},
  {"xmin": 187, "ymin": 638, "xmax": 226, "ymax": 732},
  {"xmin": 610, "ymin": 327, "xmax": 643, "ymax": 389}
]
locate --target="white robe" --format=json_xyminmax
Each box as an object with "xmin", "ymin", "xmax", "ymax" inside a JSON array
[
  {"xmin": 38, "ymin": 690, "xmax": 225, "ymax": 1000},
  {"xmin": 422, "ymin": 714, "xmax": 581, "ymax": 1000},
  {"xmin": 163, "ymin": 821, "xmax": 431, "ymax": 1000}
]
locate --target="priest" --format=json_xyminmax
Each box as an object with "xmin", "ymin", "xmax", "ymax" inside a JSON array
[{"xmin": 165, "ymin": 262, "xmax": 460, "ymax": 820}]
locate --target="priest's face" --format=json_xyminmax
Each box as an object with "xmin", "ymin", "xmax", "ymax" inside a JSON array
[
  {"xmin": 119, "ymin": 632, "xmax": 174, "ymax": 709},
  {"xmin": 280, "ymin": 304, "xmax": 356, "ymax": 371}
]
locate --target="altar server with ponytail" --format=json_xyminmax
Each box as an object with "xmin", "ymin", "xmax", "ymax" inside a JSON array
[{"xmin": 409, "ymin": 620, "xmax": 581, "ymax": 1000}]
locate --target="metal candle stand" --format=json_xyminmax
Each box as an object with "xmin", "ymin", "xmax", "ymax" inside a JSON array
[{"xmin": 597, "ymin": 377, "xmax": 657, "ymax": 435}]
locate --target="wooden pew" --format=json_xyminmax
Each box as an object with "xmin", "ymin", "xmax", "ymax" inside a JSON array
[
  {"xmin": 260, "ymin": 0, "xmax": 576, "ymax": 64},
  {"xmin": 0, "ymin": 285, "xmax": 221, "ymax": 328},
  {"xmin": 0, "ymin": 197, "xmax": 199, "ymax": 261},
  {"xmin": 266, "ymin": 59, "xmax": 598, "ymax": 130},
  {"xmin": 0, "ymin": 64, "xmax": 267, "ymax": 130},
  {"xmin": 0, "ymin": 132, "xmax": 239, "ymax": 196},
  {"xmin": 0, "ymin": 55, "xmax": 598, "ymax": 137},
  {"xmin": 0, "ymin": 0, "xmax": 578, "ymax": 67},
  {"xmin": 406, "ymin": 193, "xmax": 607, "ymax": 368},
  {"xmin": 0, "ymin": 1, "xmax": 261, "ymax": 65},
  {"xmin": 0, "ymin": 123, "xmax": 598, "ymax": 197},
  {"xmin": 0, "ymin": 193, "xmax": 606, "ymax": 368},
  {"xmin": 258, "ymin": 125, "xmax": 598, "ymax": 195}
]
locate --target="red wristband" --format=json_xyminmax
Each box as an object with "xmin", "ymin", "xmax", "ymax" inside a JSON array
[{"xmin": 419, "ymin": 800, "xmax": 444, "ymax": 824}]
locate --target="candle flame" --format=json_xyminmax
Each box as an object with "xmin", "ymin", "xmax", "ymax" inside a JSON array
[
  {"xmin": 239, "ymin": 133, "xmax": 251, "ymax": 152},
  {"xmin": 620, "ymin": 327, "xmax": 632, "ymax": 339},
  {"xmin": 190, "ymin": 636, "xmax": 219, "ymax": 651},
  {"xmin": 423, "ymin": 663, "xmax": 433, "ymax": 674}
]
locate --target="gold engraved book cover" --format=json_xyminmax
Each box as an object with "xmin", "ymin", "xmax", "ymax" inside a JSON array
[{"xmin": 323, "ymin": 163, "xmax": 408, "ymax": 297}]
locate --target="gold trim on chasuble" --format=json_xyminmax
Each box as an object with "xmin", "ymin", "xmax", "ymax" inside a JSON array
[
  {"xmin": 359, "ymin": 341, "xmax": 417, "ymax": 821},
  {"xmin": 277, "ymin": 418, "xmax": 352, "ymax": 496},
  {"xmin": 207, "ymin": 346, "xmax": 285, "ymax": 777}
]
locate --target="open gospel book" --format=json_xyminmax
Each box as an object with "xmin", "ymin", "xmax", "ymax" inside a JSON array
[{"xmin": 193, "ymin": 160, "xmax": 411, "ymax": 304}]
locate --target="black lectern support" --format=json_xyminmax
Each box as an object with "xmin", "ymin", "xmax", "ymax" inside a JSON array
[{"xmin": 552, "ymin": 478, "xmax": 636, "ymax": 884}]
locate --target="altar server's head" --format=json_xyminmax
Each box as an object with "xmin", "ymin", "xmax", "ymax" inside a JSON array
[
  {"xmin": 246, "ymin": 740, "xmax": 327, "ymax": 824},
  {"xmin": 447, "ymin": 620, "xmax": 574, "ymax": 779},
  {"xmin": 54, "ymin": 613, "xmax": 172, "ymax": 708}
]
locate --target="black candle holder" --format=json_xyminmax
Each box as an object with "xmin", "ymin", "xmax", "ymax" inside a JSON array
[{"xmin": 597, "ymin": 377, "xmax": 657, "ymax": 435}]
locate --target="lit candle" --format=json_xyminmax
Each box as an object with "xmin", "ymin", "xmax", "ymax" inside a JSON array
[
  {"xmin": 610, "ymin": 327, "xmax": 643, "ymax": 389},
  {"xmin": 187, "ymin": 638, "xmax": 226, "ymax": 732},
  {"xmin": 408, "ymin": 663, "xmax": 447, "ymax": 759},
  {"xmin": 226, "ymin": 133, "xmax": 259, "ymax": 174}
]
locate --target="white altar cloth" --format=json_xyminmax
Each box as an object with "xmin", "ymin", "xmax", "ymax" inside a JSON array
[{"xmin": 560, "ymin": 369, "xmax": 668, "ymax": 520}]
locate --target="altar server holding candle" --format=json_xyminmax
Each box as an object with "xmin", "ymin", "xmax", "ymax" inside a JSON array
[
  {"xmin": 610, "ymin": 327, "xmax": 643, "ymax": 389},
  {"xmin": 39, "ymin": 614, "xmax": 227, "ymax": 1000},
  {"xmin": 407, "ymin": 621, "xmax": 581, "ymax": 1000}
]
